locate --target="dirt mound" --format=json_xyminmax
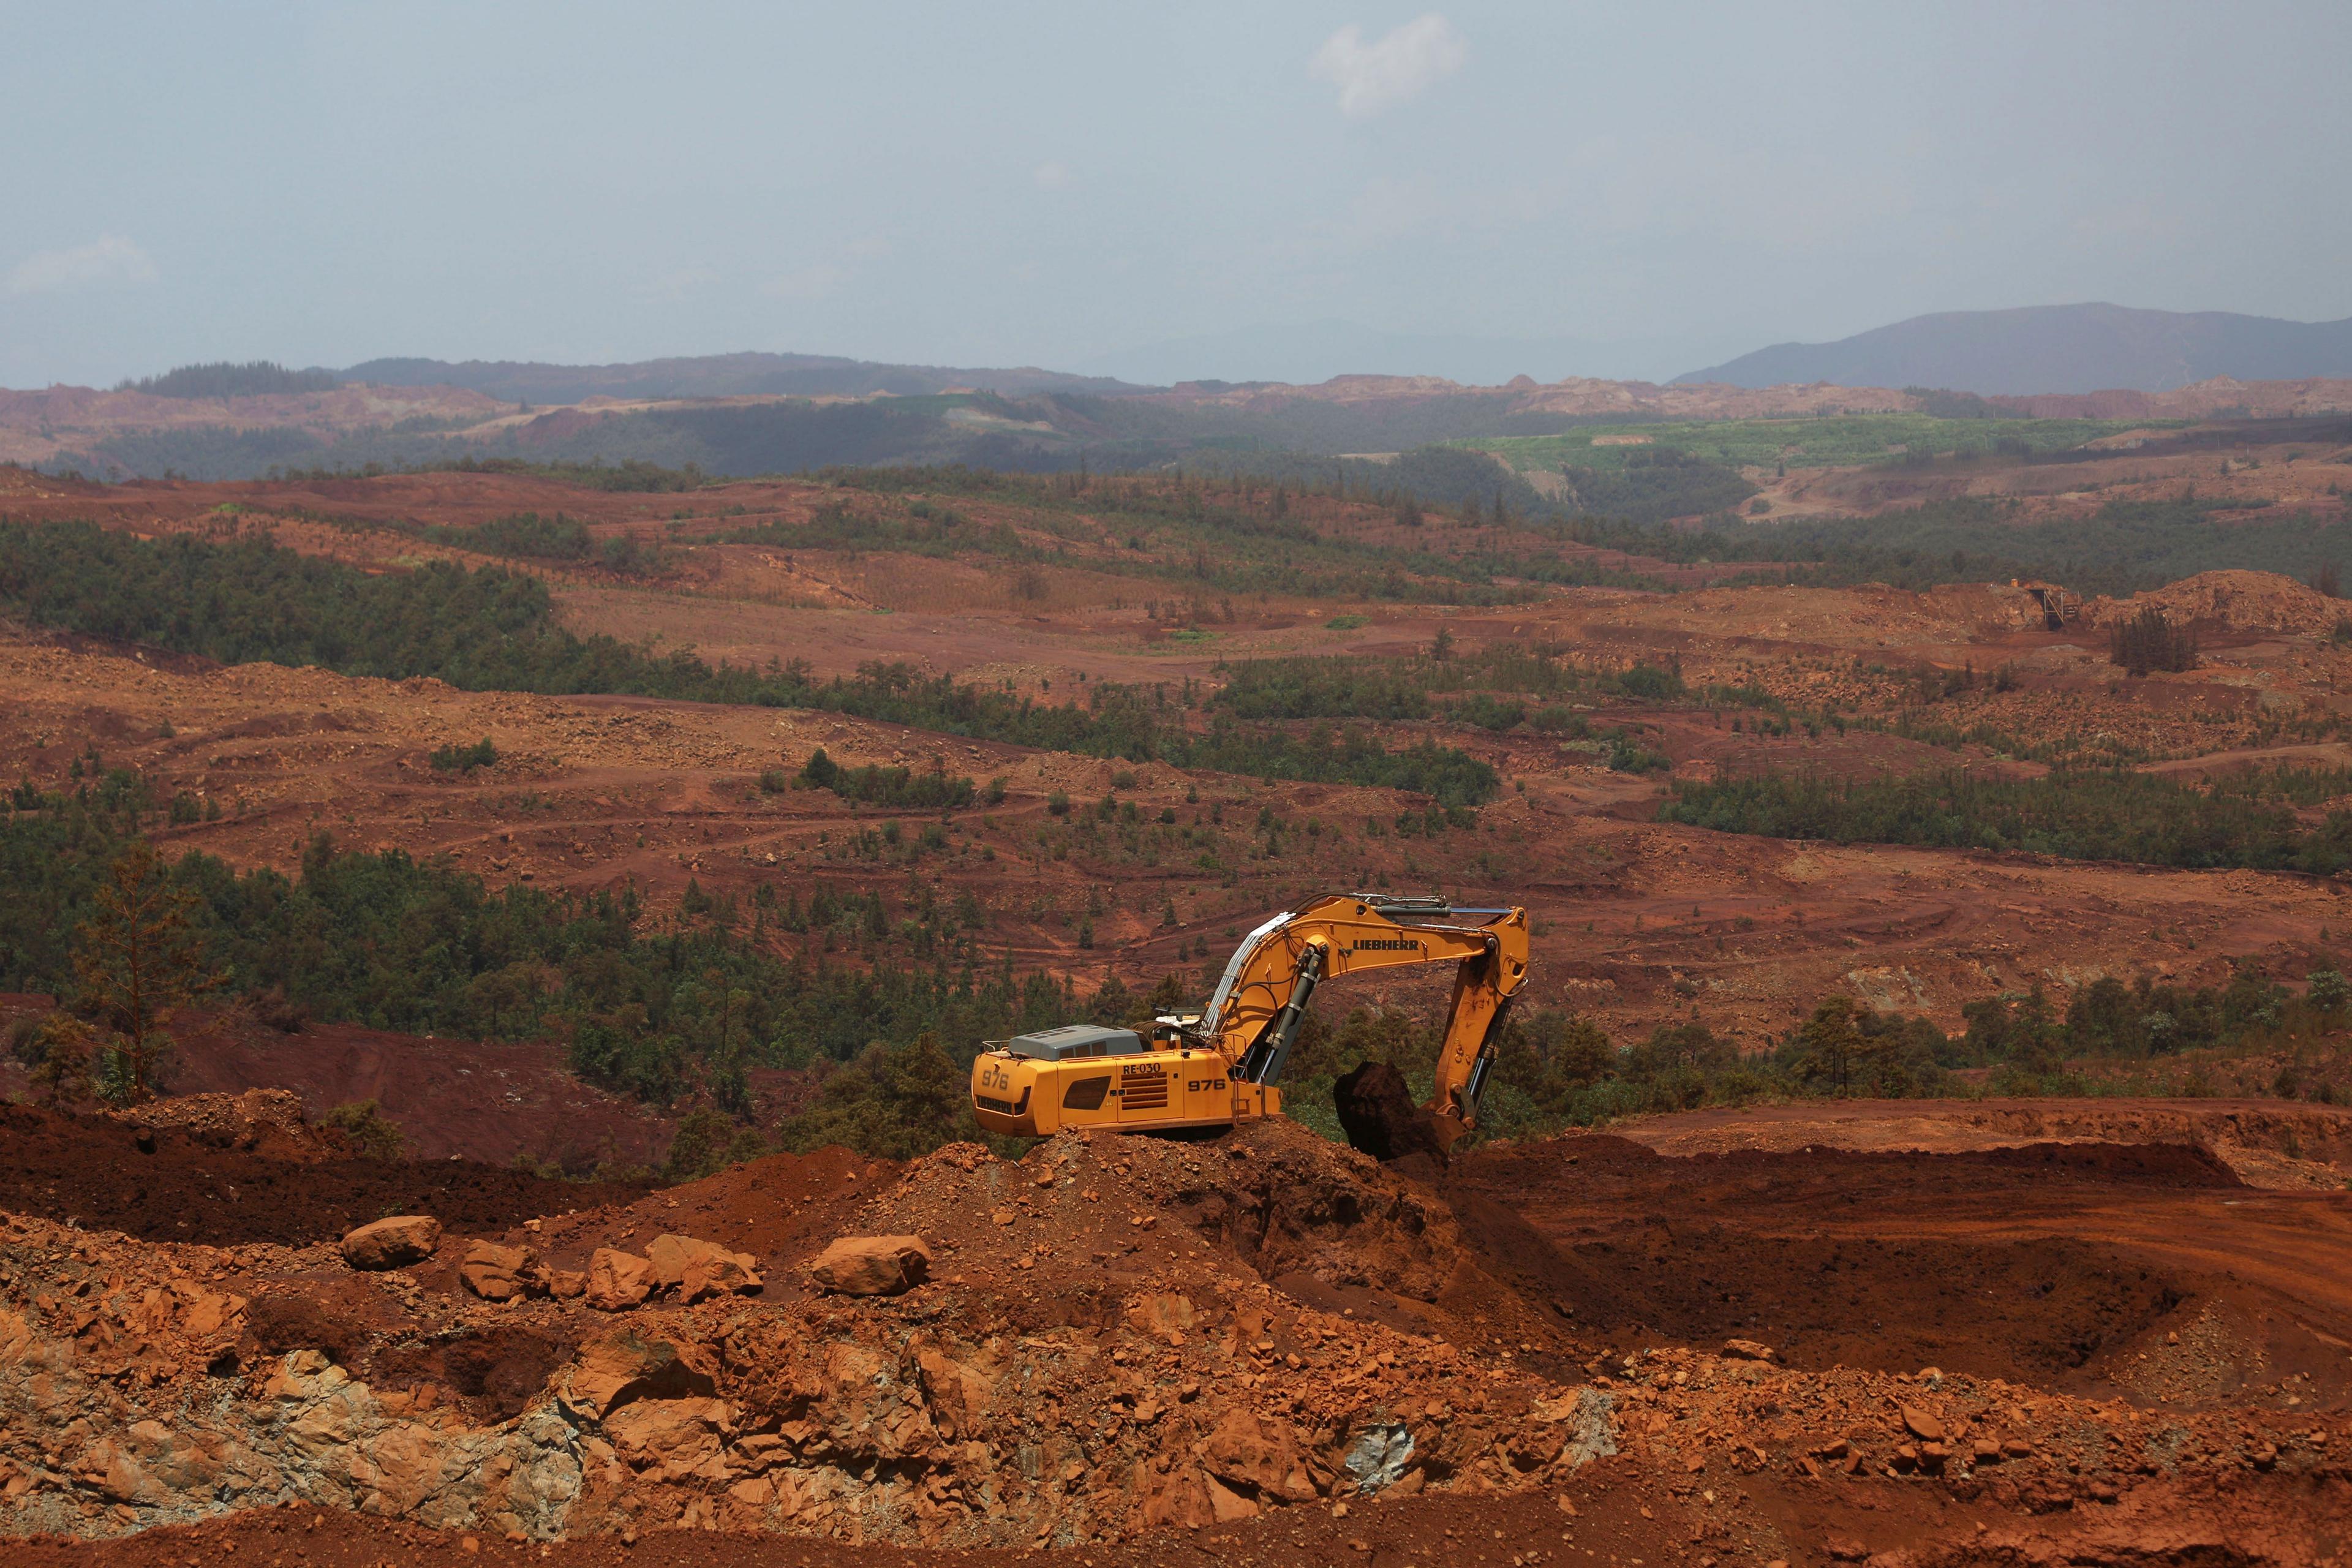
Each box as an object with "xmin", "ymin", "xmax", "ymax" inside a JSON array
[
  {"xmin": 151, "ymin": 1008, "xmax": 680, "ymax": 1169},
  {"xmin": 112, "ymin": 1088, "xmax": 345, "ymax": 1162},
  {"xmin": 0, "ymin": 1101, "xmax": 649, "ymax": 1246},
  {"xmin": 1, "ymin": 997, "xmax": 676, "ymax": 1173},
  {"xmin": 2084, "ymin": 569, "xmax": 2342, "ymax": 636},
  {"xmin": 520, "ymin": 1147, "xmax": 886, "ymax": 1277}
]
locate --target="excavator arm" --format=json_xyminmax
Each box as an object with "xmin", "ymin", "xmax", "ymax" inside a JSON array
[
  {"xmin": 1198, "ymin": 893, "xmax": 1531, "ymax": 1131},
  {"xmin": 969, "ymin": 891, "xmax": 1531, "ymax": 1140}
]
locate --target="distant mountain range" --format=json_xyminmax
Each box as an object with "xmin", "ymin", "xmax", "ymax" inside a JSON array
[
  {"xmin": 1076, "ymin": 319, "xmax": 1738, "ymax": 389},
  {"xmin": 339, "ymin": 305, "xmax": 2352, "ymax": 406},
  {"xmin": 338, "ymin": 351, "xmax": 1145, "ymax": 403},
  {"xmin": 1676, "ymin": 303, "xmax": 2352, "ymax": 395}
]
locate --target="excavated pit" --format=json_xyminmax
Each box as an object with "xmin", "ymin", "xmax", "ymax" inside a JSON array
[{"xmin": 0, "ymin": 1102, "xmax": 2346, "ymax": 1563}]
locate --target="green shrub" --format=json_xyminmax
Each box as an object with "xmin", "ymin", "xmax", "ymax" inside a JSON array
[
  {"xmin": 323, "ymin": 1099, "xmax": 406, "ymax": 1159},
  {"xmin": 429, "ymin": 738, "xmax": 499, "ymax": 774}
]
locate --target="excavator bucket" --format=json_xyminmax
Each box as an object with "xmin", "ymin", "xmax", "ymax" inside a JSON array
[{"xmin": 1332, "ymin": 1060, "xmax": 1452, "ymax": 1163}]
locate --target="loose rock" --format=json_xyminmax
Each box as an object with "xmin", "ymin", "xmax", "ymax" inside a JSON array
[
  {"xmin": 337, "ymin": 1215, "xmax": 440, "ymax": 1270},
  {"xmin": 459, "ymin": 1240, "xmax": 530, "ymax": 1300},
  {"xmin": 807, "ymin": 1234, "xmax": 932, "ymax": 1295}
]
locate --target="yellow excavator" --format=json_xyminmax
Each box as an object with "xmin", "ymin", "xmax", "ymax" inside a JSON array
[{"xmin": 969, "ymin": 893, "xmax": 1529, "ymax": 1147}]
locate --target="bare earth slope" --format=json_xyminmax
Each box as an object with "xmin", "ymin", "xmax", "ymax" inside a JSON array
[{"xmin": 1, "ymin": 1107, "xmax": 2345, "ymax": 1564}]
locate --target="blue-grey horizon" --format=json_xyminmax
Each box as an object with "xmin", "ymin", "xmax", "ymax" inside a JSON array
[{"xmin": 4, "ymin": 1, "xmax": 2348, "ymax": 390}]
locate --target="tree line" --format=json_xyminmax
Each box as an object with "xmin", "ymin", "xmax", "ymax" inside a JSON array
[
  {"xmin": 115, "ymin": 361, "xmax": 341, "ymax": 399},
  {"xmin": 1, "ymin": 778, "xmax": 1071, "ymax": 1145},
  {"xmin": 0, "ymin": 523, "xmax": 1496, "ymax": 807},
  {"xmin": 1658, "ymin": 764, "xmax": 2352, "ymax": 872}
]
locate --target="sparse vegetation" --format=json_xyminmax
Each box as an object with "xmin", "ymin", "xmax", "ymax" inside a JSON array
[
  {"xmin": 1465, "ymin": 413, "xmax": 2164, "ymax": 481},
  {"xmin": 1212, "ymin": 646, "xmax": 1689, "ymax": 725},
  {"xmin": 429, "ymin": 737, "xmax": 499, "ymax": 774},
  {"xmin": 1660, "ymin": 763, "xmax": 2352, "ymax": 871},
  {"xmin": 0, "ymin": 523, "xmax": 1497, "ymax": 806},
  {"xmin": 426, "ymin": 511, "xmax": 593, "ymax": 560},
  {"xmin": 1567, "ymin": 494, "xmax": 2352, "ymax": 598},
  {"xmin": 797, "ymin": 748, "xmax": 976, "ymax": 809},
  {"xmin": 322, "ymin": 1099, "xmax": 407, "ymax": 1159}
]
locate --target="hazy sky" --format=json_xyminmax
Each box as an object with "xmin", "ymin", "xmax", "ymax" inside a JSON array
[{"xmin": 6, "ymin": 1, "xmax": 2349, "ymax": 388}]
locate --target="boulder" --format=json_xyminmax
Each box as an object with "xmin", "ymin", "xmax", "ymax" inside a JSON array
[
  {"xmin": 1200, "ymin": 1408, "xmax": 1319, "ymax": 1502},
  {"xmin": 459, "ymin": 1241, "xmax": 531, "ymax": 1301},
  {"xmin": 586, "ymin": 1248, "xmax": 654, "ymax": 1311},
  {"xmin": 1332, "ymin": 1061, "xmax": 1450, "ymax": 1164},
  {"xmin": 1341, "ymin": 1422, "xmax": 1415, "ymax": 1494},
  {"xmin": 339, "ymin": 1215, "xmax": 441, "ymax": 1270},
  {"xmin": 680, "ymin": 1250, "xmax": 758, "ymax": 1302},
  {"xmin": 538, "ymin": 1267, "xmax": 587, "ymax": 1301},
  {"xmin": 1126, "ymin": 1292, "xmax": 1197, "ymax": 1343},
  {"xmin": 916, "ymin": 1347, "xmax": 993, "ymax": 1438},
  {"xmin": 1207, "ymin": 1473, "xmax": 1261, "ymax": 1521},
  {"xmin": 603, "ymin": 1396, "xmax": 733, "ymax": 1482},
  {"xmin": 563, "ymin": 1328, "xmax": 719, "ymax": 1419},
  {"xmin": 645, "ymin": 1234, "xmax": 762, "ymax": 1302},
  {"xmin": 1137, "ymin": 1466, "xmax": 1231, "ymax": 1530},
  {"xmin": 807, "ymin": 1235, "xmax": 932, "ymax": 1296}
]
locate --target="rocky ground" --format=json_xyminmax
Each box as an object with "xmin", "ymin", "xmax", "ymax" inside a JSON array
[{"xmin": 2, "ymin": 1102, "xmax": 2346, "ymax": 1565}]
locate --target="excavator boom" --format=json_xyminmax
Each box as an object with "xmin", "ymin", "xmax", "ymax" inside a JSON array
[{"xmin": 969, "ymin": 893, "xmax": 1530, "ymax": 1139}]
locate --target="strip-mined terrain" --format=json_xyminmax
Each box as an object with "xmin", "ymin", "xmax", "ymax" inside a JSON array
[{"xmin": 1, "ymin": 1098, "xmax": 2345, "ymax": 1564}]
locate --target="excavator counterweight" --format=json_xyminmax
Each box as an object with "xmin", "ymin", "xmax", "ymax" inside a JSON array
[{"xmin": 968, "ymin": 893, "xmax": 1530, "ymax": 1144}]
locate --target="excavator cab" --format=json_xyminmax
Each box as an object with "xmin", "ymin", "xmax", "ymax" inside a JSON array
[
  {"xmin": 970, "ymin": 1023, "xmax": 1270, "ymax": 1137},
  {"xmin": 969, "ymin": 892, "xmax": 1529, "ymax": 1140}
]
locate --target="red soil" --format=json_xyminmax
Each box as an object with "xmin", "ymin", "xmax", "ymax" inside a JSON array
[
  {"xmin": 21, "ymin": 1463, "xmax": 2340, "ymax": 1568},
  {"xmin": 514, "ymin": 1147, "xmax": 891, "ymax": 1278},
  {"xmin": 0, "ymin": 994, "xmax": 676, "ymax": 1170},
  {"xmin": 1452, "ymin": 1131, "xmax": 2352, "ymax": 1411},
  {"xmin": 0, "ymin": 1101, "xmax": 647, "ymax": 1247}
]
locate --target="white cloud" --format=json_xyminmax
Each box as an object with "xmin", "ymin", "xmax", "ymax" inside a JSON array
[
  {"xmin": 1310, "ymin": 14, "xmax": 1467, "ymax": 119},
  {"xmin": 764, "ymin": 234, "xmax": 894, "ymax": 301},
  {"xmin": 639, "ymin": 264, "xmax": 719, "ymax": 300},
  {"xmin": 764, "ymin": 262, "xmax": 847, "ymax": 301},
  {"xmin": 7, "ymin": 235, "xmax": 159, "ymax": 296},
  {"xmin": 1033, "ymin": 160, "xmax": 1071, "ymax": 190}
]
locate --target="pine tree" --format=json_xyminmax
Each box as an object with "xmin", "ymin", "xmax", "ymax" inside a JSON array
[
  {"xmin": 72, "ymin": 842, "xmax": 219, "ymax": 1104},
  {"xmin": 2108, "ymin": 607, "xmax": 2196, "ymax": 676},
  {"xmin": 1790, "ymin": 995, "xmax": 1888, "ymax": 1096}
]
